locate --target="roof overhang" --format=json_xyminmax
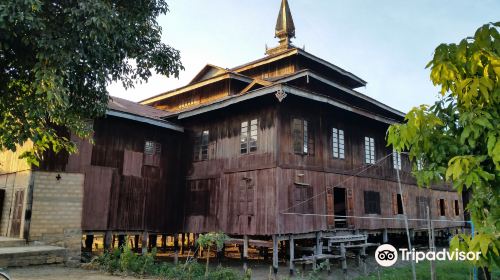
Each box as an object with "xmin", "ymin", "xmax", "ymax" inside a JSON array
[
  {"xmin": 140, "ymin": 72, "xmax": 253, "ymax": 105},
  {"xmin": 177, "ymin": 84, "xmax": 401, "ymax": 125},
  {"xmin": 106, "ymin": 110, "xmax": 184, "ymax": 132},
  {"xmin": 274, "ymin": 70, "xmax": 405, "ymax": 118}
]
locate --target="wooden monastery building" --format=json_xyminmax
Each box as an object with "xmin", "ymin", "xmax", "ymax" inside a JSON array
[{"xmin": 0, "ymin": 0, "xmax": 464, "ymax": 272}]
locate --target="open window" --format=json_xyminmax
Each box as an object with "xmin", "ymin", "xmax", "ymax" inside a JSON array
[
  {"xmin": 454, "ymin": 199, "xmax": 460, "ymax": 216},
  {"xmin": 439, "ymin": 199, "xmax": 446, "ymax": 216},
  {"xmin": 292, "ymin": 118, "xmax": 314, "ymax": 155}
]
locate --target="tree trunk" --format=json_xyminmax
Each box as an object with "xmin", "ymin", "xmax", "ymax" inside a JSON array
[{"xmin": 205, "ymin": 247, "xmax": 210, "ymax": 277}]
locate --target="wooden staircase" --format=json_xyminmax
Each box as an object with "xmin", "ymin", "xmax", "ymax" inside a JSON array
[{"xmin": 0, "ymin": 237, "xmax": 67, "ymax": 267}]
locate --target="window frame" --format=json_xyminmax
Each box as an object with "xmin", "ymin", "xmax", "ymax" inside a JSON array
[
  {"xmin": 240, "ymin": 118, "xmax": 258, "ymax": 154},
  {"xmin": 364, "ymin": 137, "xmax": 376, "ymax": 164},
  {"xmin": 144, "ymin": 140, "xmax": 161, "ymax": 156},
  {"xmin": 364, "ymin": 191, "xmax": 381, "ymax": 214},
  {"xmin": 332, "ymin": 127, "xmax": 345, "ymax": 159},
  {"xmin": 193, "ymin": 130, "xmax": 210, "ymax": 161},
  {"xmin": 292, "ymin": 118, "xmax": 314, "ymax": 156}
]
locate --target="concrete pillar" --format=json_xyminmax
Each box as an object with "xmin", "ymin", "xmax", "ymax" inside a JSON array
[
  {"xmin": 243, "ymin": 235, "xmax": 249, "ymax": 272},
  {"xmin": 289, "ymin": 236, "xmax": 295, "ymax": 276},
  {"xmin": 272, "ymin": 235, "xmax": 279, "ymax": 276},
  {"xmin": 340, "ymin": 242, "xmax": 347, "ymax": 278}
]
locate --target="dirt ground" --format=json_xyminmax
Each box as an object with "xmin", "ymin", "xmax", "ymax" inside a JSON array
[{"xmin": 4, "ymin": 254, "xmax": 388, "ymax": 280}]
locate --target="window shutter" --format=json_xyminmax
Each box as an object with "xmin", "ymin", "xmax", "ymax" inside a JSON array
[
  {"xmin": 306, "ymin": 186, "xmax": 314, "ymax": 213},
  {"xmin": 392, "ymin": 193, "xmax": 398, "ymax": 215}
]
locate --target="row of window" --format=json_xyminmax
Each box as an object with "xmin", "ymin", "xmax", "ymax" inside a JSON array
[
  {"xmin": 364, "ymin": 190, "xmax": 460, "ymax": 216},
  {"xmin": 191, "ymin": 118, "xmax": 409, "ymax": 171}
]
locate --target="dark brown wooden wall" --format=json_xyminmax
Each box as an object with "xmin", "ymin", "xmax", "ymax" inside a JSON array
[{"xmin": 45, "ymin": 116, "xmax": 185, "ymax": 233}]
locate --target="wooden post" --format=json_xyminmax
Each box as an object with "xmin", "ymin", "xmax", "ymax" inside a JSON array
[
  {"xmin": 382, "ymin": 228, "xmax": 388, "ymax": 243},
  {"xmin": 315, "ymin": 231, "xmax": 322, "ymax": 255},
  {"xmin": 272, "ymin": 235, "xmax": 279, "ymax": 276},
  {"xmin": 181, "ymin": 233, "xmax": 186, "ymax": 254},
  {"xmin": 289, "ymin": 235, "xmax": 295, "ymax": 276},
  {"xmin": 117, "ymin": 234, "xmax": 125, "ymax": 249},
  {"xmin": 243, "ymin": 235, "xmax": 249, "ymax": 272},
  {"xmin": 134, "ymin": 235, "xmax": 140, "ymax": 251},
  {"xmin": 104, "ymin": 231, "xmax": 112, "ymax": 251},
  {"xmin": 85, "ymin": 235, "xmax": 94, "ymax": 251},
  {"xmin": 340, "ymin": 242, "xmax": 347, "ymax": 278},
  {"xmin": 161, "ymin": 234, "xmax": 167, "ymax": 250},
  {"xmin": 149, "ymin": 234, "xmax": 157, "ymax": 250},
  {"xmin": 141, "ymin": 231, "xmax": 148, "ymax": 254},
  {"xmin": 427, "ymin": 206, "xmax": 436, "ymax": 280},
  {"xmin": 174, "ymin": 233, "xmax": 179, "ymax": 264}
]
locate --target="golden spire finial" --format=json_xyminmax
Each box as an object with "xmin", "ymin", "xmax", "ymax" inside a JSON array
[{"xmin": 275, "ymin": 0, "xmax": 295, "ymax": 46}]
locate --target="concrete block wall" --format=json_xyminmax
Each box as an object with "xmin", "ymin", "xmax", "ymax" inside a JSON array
[{"xmin": 29, "ymin": 171, "xmax": 84, "ymax": 265}]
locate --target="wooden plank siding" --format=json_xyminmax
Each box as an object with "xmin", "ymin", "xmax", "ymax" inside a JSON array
[
  {"xmin": 178, "ymin": 94, "xmax": 462, "ymax": 235},
  {"xmin": 41, "ymin": 116, "xmax": 185, "ymax": 233}
]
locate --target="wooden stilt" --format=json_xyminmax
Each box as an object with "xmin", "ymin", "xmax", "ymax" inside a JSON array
[
  {"xmin": 149, "ymin": 234, "xmax": 157, "ymax": 250},
  {"xmin": 382, "ymin": 228, "xmax": 388, "ymax": 243},
  {"xmin": 174, "ymin": 233, "xmax": 179, "ymax": 264},
  {"xmin": 85, "ymin": 235, "xmax": 94, "ymax": 251},
  {"xmin": 117, "ymin": 234, "xmax": 125, "ymax": 249},
  {"xmin": 141, "ymin": 231, "xmax": 148, "ymax": 254},
  {"xmin": 104, "ymin": 231, "xmax": 112, "ymax": 251},
  {"xmin": 272, "ymin": 235, "xmax": 278, "ymax": 276},
  {"xmin": 181, "ymin": 233, "xmax": 186, "ymax": 254},
  {"xmin": 289, "ymin": 235, "xmax": 295, "ymax": 276},
  {"xmin": 315, "ymin": 231, "xmax": 322, "ymax": 255},
  {"xmin": 243, "ymin": 235, "xmax": 249, "ymax": 272},
  {"xmin": 161, "ymin": 234, "xmax": 167, "ymax": 250},
  {"xmin": 134, "ymin": 235, "xmax": 140, "ymax": 251}
]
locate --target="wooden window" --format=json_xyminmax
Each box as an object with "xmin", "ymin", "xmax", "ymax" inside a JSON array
[
  {"xmin": 293, "ymin": 184, "xmax": 313, "ymax": 213},
  {"xmin": 332, "ymin": 128, "xmax": 345, "ymax": 159},
  {"xmin": 364, "ymin": 137, "xmax": 375, "ymax": 164},
  {"xmin": 238, "ymin": 179, "xmax": 254, "ymax": 215},
  {"xmin": 144, "ymin": 141, "xmax": 161, "ymax": 156},
  {"xmin": 194, "ymin": 130, "xmax": 210, "ymax": 161},
  {"xmin": 396, "ymin": 194, "xmax": 403, "ymax": 214},
  {"xmin": 188, "ymin": 180, "xmax": 209, "ymax": 215},
  {"xmin": 454, "ymin": 200, "xmax": 460, "ymax": 216},
  {"xmin": 392, "ymin": 193, "xmax": 404, "ymax": 215},
  {"xmin": 364, "ymin": 191, "xmax": 381, "ymax": 214},
  {"xmin": 392, "ymin": 150, "xmax": 402, "ymax": 170},
  {"xmin": 439, "ymin": 199, "xmax": 446, "ymax": 216},
  {"xmin": 241, "ymin": 119, "xmax": 258, "ymax": 154},
  {"xmin": 292, "ymin": 118, "xmax": 314, "ymax": 155},
  {"xmin": 123, "ymin": 150, "xmax": 143, "ymax": 177}
]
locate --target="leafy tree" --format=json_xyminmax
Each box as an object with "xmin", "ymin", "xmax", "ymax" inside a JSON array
[
  {"xmin": 196, "ymin": 232, "xmax": 228, "ymax": 277},
  {"xmin": 387, "ymin": 22, "xmax": 499, "ymax": 271},
  {"xmin": 0, "ymin": 1, "xmax": 183, "ymax": 165}
]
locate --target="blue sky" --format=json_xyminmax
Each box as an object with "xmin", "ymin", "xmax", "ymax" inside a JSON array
[{"xmin": 108, "ymin": 0, "xmax": 499, "ymax": 112}]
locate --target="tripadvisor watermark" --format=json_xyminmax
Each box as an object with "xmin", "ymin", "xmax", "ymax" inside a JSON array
[{"xmin": 375, "ymin": 244, "xmax": 481, "ymax": 267}]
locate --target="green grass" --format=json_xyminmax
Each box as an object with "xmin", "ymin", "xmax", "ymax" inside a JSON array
[{"xmin": 355, "ymin": 261, "xmax": 500, "ymax": 280}]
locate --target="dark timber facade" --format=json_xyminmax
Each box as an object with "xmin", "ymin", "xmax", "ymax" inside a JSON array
[{"xmin": 0, "ymin": 0, "xmax": 463, "ymax": 273}]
